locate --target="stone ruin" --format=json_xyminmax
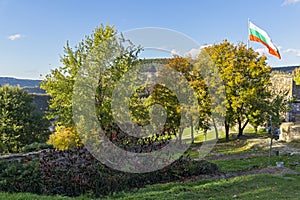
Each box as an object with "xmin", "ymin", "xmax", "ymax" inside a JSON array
[{"xmin": 280, "ymin": 122, "xmax": 300, "ymax": 142}]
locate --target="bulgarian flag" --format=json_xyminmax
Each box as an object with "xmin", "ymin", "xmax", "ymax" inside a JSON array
[{"xmin": 249, "ymin": 21, "xmax": 281, "ymax": 59}]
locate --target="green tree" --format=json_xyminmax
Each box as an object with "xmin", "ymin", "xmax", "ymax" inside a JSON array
[
  {"xmin": 194, "ymin": 52, "xmax": 226, "ymax": 140},
  {"xmin": 40, "ymin": 24, "xmax": 117, "ymax": 127},
  {"xmin": 41, "ymin": 24, "xmax": 141, "ymax": 148},
  {"xmin": 168, "ymin": 57, "xmax": 211, "ymax": 128},
  {"xmin": 293, "ymin": 67, "xmax": 300, "ymax": 85},
  {"xmin": 166, "ymin": 57, "xmax": 212, "ymax": 141},
  {"xmin": 0, "ymin": 85, "xmax": 50, "ymax": 153},
  {"xmin": 201, "ymin": 41, "xmax": 275, "ymax": 138}
]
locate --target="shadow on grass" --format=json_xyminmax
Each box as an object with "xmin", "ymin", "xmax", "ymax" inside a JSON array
[{"xmin": 107, "ymin": 174, "xmax": 300, "ymax": 200}]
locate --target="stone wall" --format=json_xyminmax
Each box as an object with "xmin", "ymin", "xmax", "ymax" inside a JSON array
[
  {"xmin": 270, "ymin": 73, "xmax": 293, "ymax": 97},
  {"xmin": 280, "ymin": 122, "xmax": 300, "ymax": 142},
  {"xmin": 0, "ymin": 150, "xmax": 44, "ymax": 162}
]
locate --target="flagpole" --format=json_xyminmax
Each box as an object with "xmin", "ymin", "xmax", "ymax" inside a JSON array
[{"xmin": 247, "ymin": 18, "xmax": 250, "ymax": 49}]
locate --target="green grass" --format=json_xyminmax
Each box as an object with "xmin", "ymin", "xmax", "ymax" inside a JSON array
[
  {"xmin": 1, "ymin": 174, "xmax": 299, "ymax": 199},
  {"xmin": 211, "ymin": 154, "xmax": 300, "ymax": 172},
  {"xmin": 180, "ymin": 126, "xmax": 269, "ymax": 157},
  {"xmin": 181, "ymin": 127, "xmax": 226, "ymax": 144},
  {"xmin": 287, "ymin": 139, "xmax": 300, "ymax": 149},
  {"xmin": 107, "ymin": 174, "xmax": 300, "ymax": 200},
  {"xmin": 1, "ymin": 128, "xmax": 299, "ymax": 199},
  {"xmin": 0, "ymin": 193, "xmax": 72, "ymax": 200},
  {"xmin": 209, "ymin": 139, "xmax": 268, "ymax": 155},
  {"xmin": 185, "ymin": 136, "xmax": 268, "ymax": 159}
]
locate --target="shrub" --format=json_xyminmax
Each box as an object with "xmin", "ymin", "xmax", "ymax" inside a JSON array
[
  {"xmin": 39, "ymin": 147, "xmax": 219, "ymax": 197},
  {"xmin": 47, "ymin": 126, "xmax": 82, "ymax": 150},
  {"xmin": 0, "ymin": 159, "xmax": 42, "ymax": 194},
  {"xmin": 22, "ymin": 142, "xmax": 53, "ymax": 153},
  {"xmin": 0, "ymin": 147, "xmax": 219, "ymax": 197},
  {"xmin": 0, "ymin": 85, "xmax": 50, "ymax": 153}
]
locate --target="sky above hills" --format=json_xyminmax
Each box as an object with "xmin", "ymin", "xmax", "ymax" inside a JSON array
[{"xmin": 1, "ymin": 0, "xmax": 300, "ymax": 79}]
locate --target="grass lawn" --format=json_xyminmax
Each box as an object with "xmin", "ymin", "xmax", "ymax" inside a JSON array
[
  {"xmin": 1, "ymin": 129, "xmax": 299, "ymax": 199},
  {"xmin": 211, "ymin": 154, "xmax": 300, "ymax": 173},
  {"xmin": 0, "ymin": 193, "xmax": 72, "ymax": 200},
  {"xmin": 107, "ymin": 174, "xmax": 300, "ymax": 200},
  {"xmin": 0, "ymin": 174, "xmax": 299, "ymax": 200}
]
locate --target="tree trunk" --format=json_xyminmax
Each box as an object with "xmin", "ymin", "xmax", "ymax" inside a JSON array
[
  {"xmin": 191, "ymin": 117, "xmax": 194, "ymax": 144},
  {"xmin": 225, "ymin": 120, "xmax": 230, "ymax": 141},
  {"xmin": 237, "ymin": 118, "xmax": 249, "ymax": 137},
  {"xmin": 191, "ymin": 128, "xmax": 194, "ymax": 144},
  {"xmin": 178, "ymin": 128, "xmax": 183, "ymax": 144},
  {"xmin": 237, "ymin": 118, "xmax": 243, "ymax": 137},
  {"xmin": 212, "ymin": 117, "xmax": 218, "ymax": 140},
  {"xmin": 254, "ymin": 126, "xmax": 258, "ymax": 133}
]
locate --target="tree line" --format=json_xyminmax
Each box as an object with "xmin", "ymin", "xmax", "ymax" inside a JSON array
[{"xmin": 0, "ymin": 24, "xmax": 290, "ymax": 153}]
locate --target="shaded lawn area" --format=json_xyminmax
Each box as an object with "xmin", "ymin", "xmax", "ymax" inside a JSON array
[
  {"xmin": 210, "ymin": 154, "xmax": 300, "ymax": 173},
  {"xmin": 1, "ymin": 174, "xmax": 298, "ymax": 200},
  {"xmin": 1, "ymin": 129, "xmax": 298, "ymax": 199},
  {"xmin": 107, "ymin": 174, "xmax": 300, "ymax": 200}
]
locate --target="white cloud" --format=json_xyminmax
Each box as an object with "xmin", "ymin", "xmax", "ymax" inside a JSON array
[
  {"xmin": 183, "ymin": 44, "xmax": 212, "ymax": 59},
  {"xmin": 255, "ymin": 46, "xmax": 283, "ymax": 57},
  {"xmin": 171, "ymin": 49, "xmax": 180, "ymax": 56},
  {"xmin": 255, "ymin": 47, "xmax": 269, "ymax": 56},
  {"xmin": 170, "ymin": 44, "xmax": 212, "ymax": 59},
  {"xmin": 282, "ymin": 0, "xmax": 300, "ymax": 6},
  {"xmin": 283, "ymin": 48, "xmax": 300, "ymax": 57},
  {"xmin": 8, "ymin": 34, "xmax": 23, "ymax": 41},
  {"xmin": 200, "ymin": 44, "xmax": 212, "ymax": 49},
  {"xmin": 184, "ymin": 48, "xmax": 201, "ymax": 58},
  {"xmin": 256, "ymin": 47, "xmax": 300, "ymax": 57}
]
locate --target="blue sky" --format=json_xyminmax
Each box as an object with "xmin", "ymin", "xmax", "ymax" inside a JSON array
[{"xmin": 1, "ymin": 0, "xmax": 300, "ymax": 79}]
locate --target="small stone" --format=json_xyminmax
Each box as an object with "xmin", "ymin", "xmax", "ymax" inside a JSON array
[{"xmin": 290, "ymin": 162, "xmax": 299, "ymax": 167}]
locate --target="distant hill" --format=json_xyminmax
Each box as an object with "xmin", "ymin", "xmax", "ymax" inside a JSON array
[
  {"xmin": 0, "ymin": 77, "xmax": 48, "ymax": 113},
  {"xmin": 0, "ymin": 77, "xmax": 41, "ymax": 87},
  {"xmin": 0, "ymin": 77, "xmax": 45, "ymax": 94}
]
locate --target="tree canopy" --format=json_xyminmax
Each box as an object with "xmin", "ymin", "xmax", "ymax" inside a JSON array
[
  {"xmin": 42, "ymin": 26, "xmax": 290, "ymax": 148},
  {"xmin": 200, "ymin": 40, "xmax": 288, "ymax": 139},
  {"xmin": 40, "ymin": 25, "xmax": 120, "ymax": 127},
  {"xmin": 41, "ymin": 24, "xmax": 143, "ymax": 149},
  {"xmin": 0, "ymin": 85, "xmax": 50, "ymax": 153},
  {"xmin": 293, "ymin": 67, "xmax": 300, "ymax": 85}
]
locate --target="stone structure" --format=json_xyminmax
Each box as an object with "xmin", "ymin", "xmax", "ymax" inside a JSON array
[
  {"xmin": 270, "ymin": 73, "xmax": 293, "ymax": 97},
  {"xmin": 280, "ymin": 122, "xmax": 300, "ymax": 142},
  {"xmin": 0, "ymin": 150, "xmax": 43, "ymax": 162},
  {"xmin": 271, "ymin": 66, "xmax": 300, "ymax": 142},
  {"xmin": 271, "ymin": 66, "xmax": 300, "ymax": 122}
]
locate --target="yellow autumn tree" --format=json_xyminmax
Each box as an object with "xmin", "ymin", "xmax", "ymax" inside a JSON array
[{"xmin": 47, "ymin": 126, "xmax": 82, "ymax": 150}]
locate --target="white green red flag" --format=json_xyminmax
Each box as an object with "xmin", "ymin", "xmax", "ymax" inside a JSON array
[{"xmin": 249, "ymin": 21, "xmax": 281, "ymax": 59}]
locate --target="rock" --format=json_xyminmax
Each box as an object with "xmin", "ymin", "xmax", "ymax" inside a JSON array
[
  {"xmin": 280, "ymin": 122, "xmax": 300, "ymax": 142},
  {"xmin": 290, "ymin": 162, "xmax": 299, "ymax": 167},
  {"xmin": 0, "ymin": 150, "xmax": 43, "ymax": 162}
]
